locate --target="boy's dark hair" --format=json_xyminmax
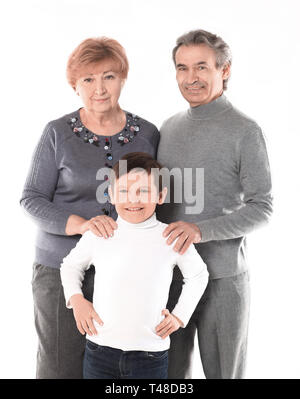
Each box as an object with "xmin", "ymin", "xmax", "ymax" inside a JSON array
[{"xmin": 110, "ymin": 152, "xmax": 165, "ymax": 193}]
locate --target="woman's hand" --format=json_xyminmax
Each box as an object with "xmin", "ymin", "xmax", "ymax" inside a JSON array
[
  {"xmin": 155, "ymin": 309, "xmax": 183, "ymax": 339},
  {"xmin": 69, "ymin": 294, "xmax": 104, "ymax": 336},
  {"xmin": 66, "ymin": 214, "xmax": 118, "ymax": 238},
  {"xmin": 78, "ymin": 215, "xmax": 118, "ymax": 238},
  {"xmin": 162, "ymin": 221, "xmax": 201, "ymax": 255}
]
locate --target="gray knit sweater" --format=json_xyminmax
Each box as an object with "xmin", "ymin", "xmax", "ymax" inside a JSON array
[
  {"xmin": 20, "ymin": 109, "xmax": 160, "ymax": 269},
  {"xmin": 156, "ymin": 94, "xmax": 273, "ymax": 279}
]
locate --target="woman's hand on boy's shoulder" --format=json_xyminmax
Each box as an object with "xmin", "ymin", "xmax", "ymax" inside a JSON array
[
  {"xmin": 80, "ymin": 215, "xmax": 118, "ymax": 238},
  {"xmin": 66, "ymin": 214, "xmax": 118, "ymax": 237},
  {"xmin": 155, "ymin": 309, "xmax": 183, "ymax": 339}
]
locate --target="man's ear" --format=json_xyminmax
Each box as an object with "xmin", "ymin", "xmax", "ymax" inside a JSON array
[
  {"xmin": 157, "ymin": 187, "xmax": 168, "ymax": 205},
  {"xmin": 108, "ymin": 185, "xmax": 115, "ymax": 204},
  {"xmin": 222, "ymin": 63, "xmax": 231, "ymax": 80}
]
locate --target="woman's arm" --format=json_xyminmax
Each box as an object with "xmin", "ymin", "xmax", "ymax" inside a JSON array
[{"xmin": 20, "ymin": 123, "xmax": 74, "ymax": 235}]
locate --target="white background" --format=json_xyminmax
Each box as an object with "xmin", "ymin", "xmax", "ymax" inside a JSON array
[{"xmin": 0, "ymin": 0, "xmax": 300, "ymax": 379}]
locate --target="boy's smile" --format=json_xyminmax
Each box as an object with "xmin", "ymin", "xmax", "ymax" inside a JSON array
[{"xmin": 109, "ymin": 170, "xmax": 167, "ymax": 224}]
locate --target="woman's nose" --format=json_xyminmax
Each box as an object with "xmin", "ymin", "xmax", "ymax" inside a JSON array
[{"xmin": 94, "ymin": 80, "xmax": 106, "ymax": 95}]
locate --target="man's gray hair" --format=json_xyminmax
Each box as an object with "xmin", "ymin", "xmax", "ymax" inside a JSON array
[{"xmin": 172, "ymin": 29, "xmax": 232, "ymax": 90}]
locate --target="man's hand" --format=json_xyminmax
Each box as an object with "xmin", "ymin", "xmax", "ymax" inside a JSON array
[
  {"xmin": 155, "ymin": 309, "xmax": 184, "ymax": 339},
  {"xmin": 69, "ymin": 294, "xmax": 104, "ymax": 336},
  {"xmin": 163, "ymin": 221, "xmax": 201, "ymax": 255}
]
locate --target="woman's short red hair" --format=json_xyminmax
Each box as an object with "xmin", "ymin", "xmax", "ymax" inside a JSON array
[{"xmin": 66, "ymin": 37, "xmax": 129, "ymax": 90}]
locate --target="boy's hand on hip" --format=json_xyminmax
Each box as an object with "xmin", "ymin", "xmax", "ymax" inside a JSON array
[
  {"xmin": 70, "ymin": 294, "xmax": 104, "ymax": 336},
  {"xmin": 155, "ymin": 309, "xmax": 183, "ymax": 339},
  {"xmin": 163, "ymin": 221, "xmax": 201, "ymax": 255}
]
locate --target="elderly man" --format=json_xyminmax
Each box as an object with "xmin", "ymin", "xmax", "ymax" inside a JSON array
[{"xmin": 157, "ymin": 29, "xmax": 273, "ymax": 379}]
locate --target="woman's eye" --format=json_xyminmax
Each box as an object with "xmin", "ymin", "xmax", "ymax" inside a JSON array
[
  {"xmin": 84, "ymin": 78, "xmax": 93, "ymax": 82},
  {"xmin": 105, "ymin": 75, "xmax": 115, "ymax": 80}
]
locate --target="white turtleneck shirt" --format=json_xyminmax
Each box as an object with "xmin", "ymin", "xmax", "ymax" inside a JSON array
[{"xmin": 60, "ymin": 212, "xmax": 208, "ymax": 351}]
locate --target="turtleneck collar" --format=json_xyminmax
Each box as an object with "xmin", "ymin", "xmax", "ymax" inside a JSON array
[
  {"xmin": 187, "ymin": 93, "xmax": 232, "ymax": 120},
  {"xmin": 116, "ymin": 212, "xmax": 159, "ymax": 229}
]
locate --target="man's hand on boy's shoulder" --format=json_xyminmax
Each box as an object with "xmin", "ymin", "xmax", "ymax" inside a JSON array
[
  {"xmin": 163, "ymin": 221, "xmax": 201, "ymax": 255},
  {"xmin": 69, "ymin": 294, "xmax": 104, "ymax": 336},
  {"xmin": 155, "ymin": 309, "xmax": 184, "ymax": 339}
]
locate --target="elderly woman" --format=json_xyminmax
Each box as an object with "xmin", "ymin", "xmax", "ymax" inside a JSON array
[{"xmin": 20, "ymin": 37, "xmax": 159, "ymax": 379}]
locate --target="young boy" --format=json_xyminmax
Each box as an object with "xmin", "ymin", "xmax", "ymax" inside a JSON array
[{"xmin": 60, "ymin": 152, "xmax": 209, "ymax": 379}]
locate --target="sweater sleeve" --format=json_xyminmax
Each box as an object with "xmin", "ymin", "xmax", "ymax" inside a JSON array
[
  {"xmin": 171, "ymin": 245, "xmax": 209, "ymax": 328},
  {"xmin": 60, "ymin": 231, "xmax": 95, "ymax": 308},
  {"xmin": 197, "ymin": 127, "xmax": 273, "ymax": 242},
  {"xmin": 19, "ymin": 122, "xmax": 73, "ymax": 235}
]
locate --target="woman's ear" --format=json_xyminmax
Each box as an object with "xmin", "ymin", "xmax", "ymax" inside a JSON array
[
  {"xmin": 120, "ymin": 78, "xmax": 126, "ymax": 89},
  {"xmin": 157, "ymin": 187, "xmax": 168, "ymax": 205},
  {"xmin": 74, "ymin": 81, "xmax": 80, "ymax": 95}
]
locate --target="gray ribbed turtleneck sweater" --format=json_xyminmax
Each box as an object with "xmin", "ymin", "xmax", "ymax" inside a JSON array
[{"xmin": 156, "ymin": 94, "xmax": 273, "ymax": 279}]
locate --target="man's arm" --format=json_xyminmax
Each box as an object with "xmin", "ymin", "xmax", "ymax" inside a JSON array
[{"xmin": 197, "ymin": 127, "xmax": 273, "ymax": 242}]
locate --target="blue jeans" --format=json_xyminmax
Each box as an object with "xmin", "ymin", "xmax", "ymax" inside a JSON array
[{"xmin": 83, "ymin": 340, "xmax": 168, "ymax": 379}]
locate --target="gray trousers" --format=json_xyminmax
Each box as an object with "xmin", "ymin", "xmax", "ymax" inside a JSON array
[
  {"xmin": 31, "ymin": 262, "xmax": 95, "ymax": 379},
  {"xmin": 166, "ymin": 270, "xmax": 250, "ymax": 379}
]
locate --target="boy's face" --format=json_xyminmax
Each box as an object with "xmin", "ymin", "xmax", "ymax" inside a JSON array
[{"xmin": 109, "ymin": 170, "xmax": 167, "ymax": 224}]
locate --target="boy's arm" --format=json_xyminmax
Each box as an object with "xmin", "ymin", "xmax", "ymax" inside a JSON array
[
  {"xmin": 60, "ymin": 231, "xmax": 95, "ymax": 309},
  {"xmin": 171, "ymin": 245, "xmax": 209, "ymax": 328}
]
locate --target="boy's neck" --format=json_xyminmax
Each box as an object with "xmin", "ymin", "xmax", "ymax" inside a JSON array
[{"xmin": 116, "ymin": 212, "xmax": 158, "ymax": 229}]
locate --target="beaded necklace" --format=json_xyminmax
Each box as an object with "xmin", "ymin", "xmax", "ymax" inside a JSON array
[{"xmin": 68, "ymin": 111, "xmax": 141, "ymax": 147}]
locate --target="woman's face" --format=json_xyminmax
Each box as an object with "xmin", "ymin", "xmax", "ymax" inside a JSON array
[{"xmin": 75, "ymin": 59, "xmax": 125, "ymax": 115}]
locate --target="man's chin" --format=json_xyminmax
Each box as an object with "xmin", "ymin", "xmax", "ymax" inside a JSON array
[{"xmin": 182, "ymin": 93, "xmax": 207, "ymax": 107}]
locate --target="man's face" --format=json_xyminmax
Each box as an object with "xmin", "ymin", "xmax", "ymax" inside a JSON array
[{"xmin": 175, "ymin": 44, "xmax": 230, "ymax": 107}]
